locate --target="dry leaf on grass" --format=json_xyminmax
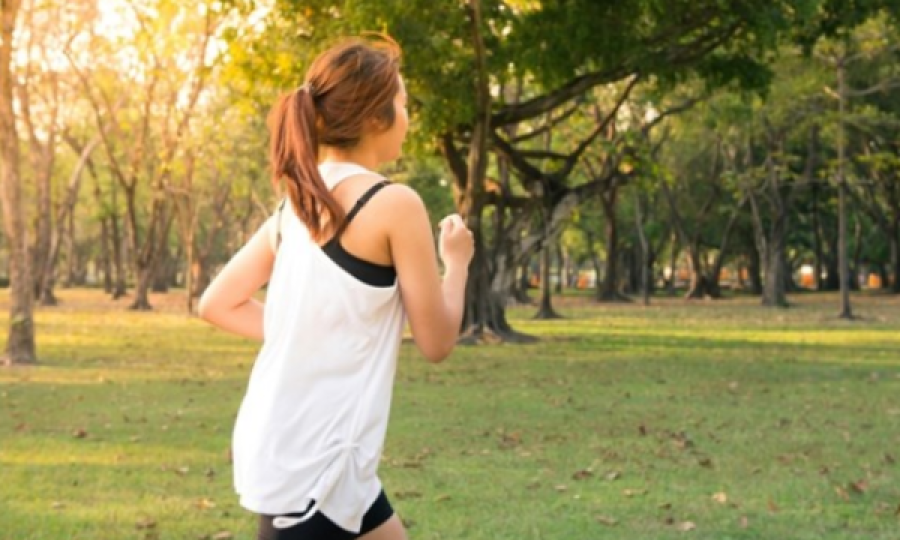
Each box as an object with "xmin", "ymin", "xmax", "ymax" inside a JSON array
[
  {"xmin": 572, "ymin": 469, "xmax": 593, "ymax": 480},
  {"xmin": 596, "ymin": 515, "xmax": 618, "ymax": 526},
  {"xmin": 135, "ymin": 518, "xmax": 157, "ymax": 530}
]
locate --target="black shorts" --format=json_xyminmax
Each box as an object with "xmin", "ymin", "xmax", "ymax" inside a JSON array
[{"xmin": 257, "ymin": 490, "xmax": 394, "ymax": 540}]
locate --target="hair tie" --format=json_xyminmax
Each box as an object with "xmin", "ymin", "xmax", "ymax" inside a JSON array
[{"xmin": 301, "ymin": 82, "xmax": 316, "ymax": 96}]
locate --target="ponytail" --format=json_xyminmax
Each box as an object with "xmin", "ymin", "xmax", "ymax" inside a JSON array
[{"xmin": 268, "ymin": 85, "xmax": 345, "ymax": 242}]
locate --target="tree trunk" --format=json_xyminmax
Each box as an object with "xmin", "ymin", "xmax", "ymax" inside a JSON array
[
  {"xmin": 823, "ymin": 231, "xmax": 840, "ymax": 290},
  {"xmin": 634, "ymin": 194, "xmax": 651, "ymax": 306},
  {"xmin": 86, "ymin": 154, "xmax": 115, "ymax": 294},
  {"xmin": 105, "ymin": 176, "xmax": 127, "ymax": 299},
  {"xmin": 185, "ymin": 232, "xmax": 196, "ymax": 312},
  {"xmin": 191, "ymin": 257, "xmax": 213, "ymax": 299},
  {"xmin": 63, "ymin": 208, "xmax": 77, "ymax": 287},
  {"xmin": 835, "ymin": 61, "xmax": 853, "ymax": 319},
  {"xmin": 0, "ymin": 0, "xmax": 37, "ymax": 365},
  {"xmin": 125, "ymin": 184, "xmax": 170, "ymax": 310},
  {"xmin": 749, "ymin": 190, "xmax": 788, "ymax": 307},
  {"xmin": 811, "ymin": 182, "xmax": 825, "ymax": 290},
  {"xmin": 684, "ymin": 246, "xmax": 712, "ymax": 299},
  {"xmin": 748, "ymin": 246, "xmax": 763, "ymax": 295},
  {"xmin": 449, "ymin": 2, "xmax": 531, "ymax": 341},
  {"xmin": 666, "ymin": 234, "xmax": 679, "ymax": 295},
  {"xmin": 100, "ymin": 217, "xmax": 113, "ymax": 293},
  {"xmin": 534, "ymin": 237, "xmax": 562, "ymax": 319},
  {"xmin": 762, "ymin": 237, "xmax": 788, "ymax": 307},
  {"xmin": 152, "ymin": 250, "xmax": 171, "ymax": 293},
  {"xmin": 512, "ymin": 260, "xmax": 532, "ymax": 304},
  {"xmin": 40, "ymin": 137, "xmax": 97, "ymax": 303},
  {"xmin": 111, "ymin": 213, "xmax": 127, "ymax": 298},
  {"xmin": 597, "ymin": 187, "xmax": 628, "ymax": 302},
  {"xmin": 704, "ymin": 202, "xmax": 744, "ymax": 299},
  {"xmin": 554, "ymin": 244, "xmax": 564, "ymax": 294},
  {"xmin": 32, "ymin": 160, "xmax": 54, "ymax": 302},
  {"xmin": 849, "ymin": 215, "xmax": 863, "ymax": 292},
  {"xmin": 890, "ymin": 223, "xmax": 900, "ymax": 294},
  {"xmin": 762, "ymin": 215, "xmax": 789, "ymax": 307},
  {"xmin": 131, "ymin": 265, "xmax": 154, "ymax": 311}
]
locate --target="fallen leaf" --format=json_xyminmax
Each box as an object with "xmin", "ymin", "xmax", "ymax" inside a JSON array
[
  {"xmin": 175, "ymin": 466, "xmax": 190, "ymax": 476},
  {"xmin": 834, "ymin": 485, "xmax": 849, "ymax": 500},
  {"xmin": 554, "ymin": 485, "xmax": 568, "ymax": 492},
  {"xmin": 393, "ymin": 491, "xmax": 422, "ymax": 501},
  {"xmin": 196, "ymin": 498, "xmax": 216, "ymax": 510},
  {"xmin": 572, "ymin": 469, "xmax": 593, "ymax": 481},
  {"xmin": 135, "ymin": 518, "xmax": 157, "ymax": 530},
  {"xmin": 677, "ymin": 521, "xmax": 696, "ymax": 532},
  {"xmin": 499, "ymin": 431, "xmax": 522, "ymax": 449},
  {"xmin": 671, "ymin": 432, "xmax": 694, "ymax": 450},
  {"xmin": 595, "ymin": 515, "xmax": 618, "ymax": 526},
  {"xmin": 605, "ymin": 471, "xmax": 621, "ymax": 481},
  {"xmin": 659, "ymin": 503, "xmax": 672, "ymax": 510},
  {"xmin": 211, "ymin": 532, "xmax": 233, "ymax": 540},
  {"xmin": 849, "ymin": 480, "xmax": 868, "ymax": 494},
  {"xmin": 623, "ymin": 488, "xmax": 647, "ymax": 498},
  {"xmin": 434, "ymin": 494, "xmax": 451, "ymax": 502},
  {"xmin": 712, "ymin": 492, "xmax": 728, "ymax": 504},
  {"xmin": 73, "ymin": 429, "xmax": 87, "ymax": 439},
  {"xmin": 768, "ymin": 499, "xmax": 779, "ymax": 513},
  {"xmin": 698, "ymin": 458, "xmax": 714, "ymax": 468},
  {"xmin": 885, "ymin": 453, "xmax": 895, "ymax": 465},
  {"xmin": 51, "ymin": 501, "xmax": 65, "ymax": 510},
  {"xmin": 739, "ymin": 516, "xmax": 749, "ymax": 528},
  {"xmin": 638, "ymin": 424, "xmax": 648, "ymax": 436}
]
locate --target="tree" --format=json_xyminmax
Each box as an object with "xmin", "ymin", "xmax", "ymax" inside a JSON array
[
  {"xmin": 816, "ymin": 14, "xmax": 900, "ymax": 316},
  {"xmin": 239, "ymin": 0, "xmax": 893, "ymax": 338},
  {"xmin": 65, "ymin": 0, "xmax": 222, "ymax": 310},
  {"xmin": 0, "ymin": 0, "xmax": 37, "ymax": 365}
]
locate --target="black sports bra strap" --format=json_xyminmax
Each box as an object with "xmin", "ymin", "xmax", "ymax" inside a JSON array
[
  {"xmin": 334, "ymin": 181, "xmax": 390, "ymax": 238},
  {"xmin": 275, "ymin": 198, "xmax": 287, "ymax": 250}
]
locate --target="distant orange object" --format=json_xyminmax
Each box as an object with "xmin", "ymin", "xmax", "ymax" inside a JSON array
[
  {"xmin": 800, "ymin": 273, "xmax": 815, "ymax": 288},
  {"xmin": 868, "ymin": 274, "xmax": 882, "ymax": 289}
]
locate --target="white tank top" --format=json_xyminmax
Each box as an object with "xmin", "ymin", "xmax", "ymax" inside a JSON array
[{"xmin": 232, "ymin": 162, "xmax": 405, "ymax": 532}]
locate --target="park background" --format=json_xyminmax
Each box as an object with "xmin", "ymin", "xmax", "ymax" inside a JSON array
[{"xmin": 1, "ymin": 1, "xmax": 900, "ymax": 539}]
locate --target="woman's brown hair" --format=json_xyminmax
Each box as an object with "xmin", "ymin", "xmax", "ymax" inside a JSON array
[{"xmin": 267, "ymin": 34, "xmax": 402, "ymax": 242}]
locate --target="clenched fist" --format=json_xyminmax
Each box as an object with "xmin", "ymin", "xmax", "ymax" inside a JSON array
[{"xmin": 438, "ymin": 214, "xmax": 474, "ymax": 270}]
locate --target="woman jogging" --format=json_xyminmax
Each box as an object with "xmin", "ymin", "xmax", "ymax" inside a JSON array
[{"xmin": 198, "ymin": 35, "xmax": 474, "ymax": 540}]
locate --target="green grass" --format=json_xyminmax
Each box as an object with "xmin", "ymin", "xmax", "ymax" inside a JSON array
[{"xmin": 2, "ymin": 290, "xmax": 899, "ymax": 540}]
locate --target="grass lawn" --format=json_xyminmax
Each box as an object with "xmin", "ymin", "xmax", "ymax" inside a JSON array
[{"xmin": 1, "ymin": 289, "xmax": 899, "ymax": 540}]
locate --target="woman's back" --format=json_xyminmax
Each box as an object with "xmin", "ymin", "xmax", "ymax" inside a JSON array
[{"xmin": 234, "ymin": 162, "xmax": 406, "ymax": 532}]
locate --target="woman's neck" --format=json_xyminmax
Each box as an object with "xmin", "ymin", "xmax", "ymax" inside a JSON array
[{"xmin": 320, "ymin": 146, "xmax": 380, "ymax": 171}]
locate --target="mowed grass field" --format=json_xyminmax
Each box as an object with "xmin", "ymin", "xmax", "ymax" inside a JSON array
[{"xmin": 1, "ymin": 289, "xmax": 899, "ymax": 540}]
